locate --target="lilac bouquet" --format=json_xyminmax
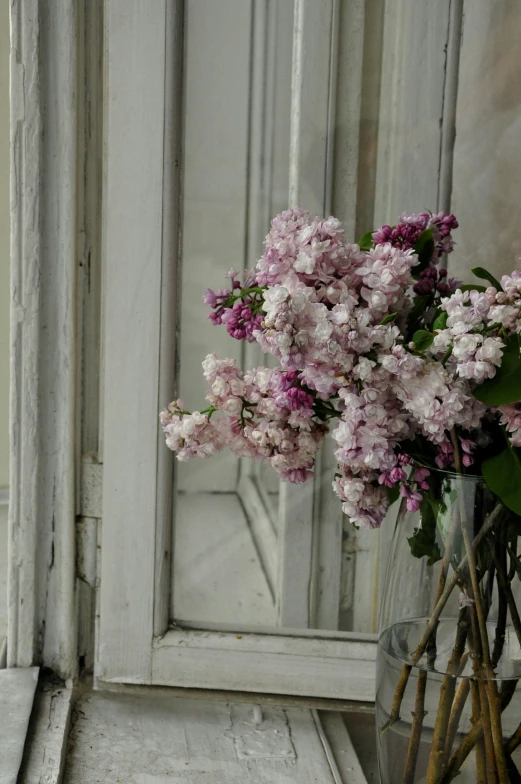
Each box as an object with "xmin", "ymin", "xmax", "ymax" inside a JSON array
[
  {"xmin": 162, "ymin": 208, "xmax": 521, "ymax": 780},
  {"xmin": 161, "ymin": 207, "xmax": 521, "ymax": 528}
]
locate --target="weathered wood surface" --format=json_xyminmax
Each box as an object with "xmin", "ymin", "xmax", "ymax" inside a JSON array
[
  {"xmin": 0, "ymin": 667, "xmax": 39, "ymax": 784},
  {"xmin": 63, "ymin": 690, "xmax": 367, "ymax": 783},
  {"xmin": 99, "ymin": 0, "xmax": 172, "ymax": 684},
  {"xmin": 10, "ymin": 0, "xmax": 77, "ymax": 677},
  {"xmin": 18, "ymin": 677, "xmax": 73, "ymax": 784},
  {"xmin": 150, "ymin": 629, "xmax": 376, "ymax": 701}
]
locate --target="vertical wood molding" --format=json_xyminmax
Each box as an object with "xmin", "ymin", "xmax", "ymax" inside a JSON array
[
  {"xmin": 153, "ymin": 0, "xmax": 184, "ymax": 637},
  {"xmin": 282, "ymin": 0, "xmax": 341, "ymax": 629},
  {"xmin": 437, "ymin": 0, "xmax": 464, "ymax": 214},
  {"xmin": 9, "ymin": 0, "xmax": 78, "ymax": 676},
  {"xmin": 99, "ymin": 0, "xmax": 180, "ymax": 682},
  {"xmin": 289, "ymin": 0, "xmax": 338, "ymax": 214}
]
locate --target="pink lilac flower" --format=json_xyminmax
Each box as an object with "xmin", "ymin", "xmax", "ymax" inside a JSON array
[
  {"xmin": 356, "ymin": 244, "xmax": 418, "ymax": 319},
  {"xmin": 430, "ymin": 284, "xmax": 510, "ymax": 384},
  {"xmin": 372, "ymin": 211, "xmax": 458, "ymax": 259},
  {"xmin": 166, "ymin": 355, "xmax": 328, "ymax": 483},
  {"xmin": 205, "ymin": 269, "xmax": 265, "ymax": 342},
  {"xmin": 413, "ymin": 266, "xmax": 461, "ymax": 296},
  {"xmin": 391, "ymin": 361, "xmax": 486, "ymax": 444},
  {"xmin": 333, "ymin": 471, "xmax": 389, "ymax": 529},
  {"xmin": 500, "ymin": 404, "xmax": 521, "ymax": 447},
  {"xmin": 160, "ymin": 401, "xmax": 224, "ymax": 461},
  {"xmin": 255, "ymin": 207, "xmax": 366, "ymax": 302},
  {"xmin": 460, "ymin": 437, "xmax": 478, "ymax": 467}
]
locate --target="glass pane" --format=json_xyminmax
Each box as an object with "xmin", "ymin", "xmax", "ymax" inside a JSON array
[
  {"xmin": 166, "ymin": 0, "xmax": 521, "ymax": 637},
  {"xmin": 173, "ymin": 0, "xmax": 293, "ymax": 628}
]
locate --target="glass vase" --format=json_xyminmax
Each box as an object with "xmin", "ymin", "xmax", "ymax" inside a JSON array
[{"xmin": 376, "ymin": 468, "xmax": 521, "ymax": 784}]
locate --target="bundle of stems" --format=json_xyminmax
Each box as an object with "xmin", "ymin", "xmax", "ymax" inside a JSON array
[{"xmin": 386, "ymin": 439, "xmax": 521, "ymax": 784}]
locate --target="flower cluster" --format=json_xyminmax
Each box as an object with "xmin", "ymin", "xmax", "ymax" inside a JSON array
[
  {"xmin": 204, "ymin": 269, "xmax": 265, "ymax": 342},
  {"xmin": 161, "ymin": 355, "xmax": 328, "ymax": 484},
  {"xmin": 372, "ymin": 211, "xmax": 459, "ymax": 260},
  {"xmin": 162, "ymin": 208, "xmax": 521, "ymax": 529}
]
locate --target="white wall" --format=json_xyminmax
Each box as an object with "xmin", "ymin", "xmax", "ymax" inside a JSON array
[{"xmin": 0, "ymin": 0, "xmax": 9, "ymax": 492}]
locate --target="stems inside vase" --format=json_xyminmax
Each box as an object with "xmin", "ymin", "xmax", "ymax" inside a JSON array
[{"xmin": 379, "ymin": 447, "xmax": 521, "ymax": 784}]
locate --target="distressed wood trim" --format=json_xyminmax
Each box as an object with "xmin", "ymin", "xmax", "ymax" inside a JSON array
[
  {"xmin": 437, "ymin": 0, "xmax": 464, "ymax": 214},
  {"xmin": 153, "ymin": 0, "xmax": 184, "ymax": 639},
  {"xmin": 98, "ymin": 0, "xmax": 182, "ymax": 683},
  {"xmin": 18, "ymin": 676, "xmax": 73, "ymax": 784},
  {"xmin": 9, "ymin": 0, "xmax": 78, "ymax": 677},
  {"xmin": 318, "ymin": 711, "xmax": 368, "ymax": 784},
  {"xmin": 148, "ymin": 629, "xmax": 376, "ymax": 701}
]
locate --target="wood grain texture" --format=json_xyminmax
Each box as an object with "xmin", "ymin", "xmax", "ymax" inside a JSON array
[
  {"xmin": 318, "ymin": 710, "xmax": 368, "ymax": 783},
  {"xmin": 63, "ymin": 690, "xmax": 354, "ymax": 783},
  {"xmin": 9, "ymin": 0, "xmax": 78, "ymax": 677},
  {"xmin": 18, "ymin": 677, "xmax": 73, "ymax": 784},
  {"xmin": 0, "ymin": 667, "xmax": 39, "ymax": 784},
  {"xmin": 150, "ymin": 629, "xmax": 376, "ymax": 701},
  {"xmin": 98, "ymin": 0, "xmax": 170, "ymax": 683}
]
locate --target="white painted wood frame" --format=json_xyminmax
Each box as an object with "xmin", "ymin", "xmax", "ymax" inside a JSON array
[
  {"xmin": 8, "ymin": 0, "xmax": 467, "ymax": 691},
  {"xmin": 98, "ymin": 0, "xmax": 378, "ymax": 698},
  {"xmin": 9, "ymin": 0, "xmax": 78, "ymax": 678}
]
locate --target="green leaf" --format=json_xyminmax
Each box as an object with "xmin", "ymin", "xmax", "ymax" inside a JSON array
[
  {"xmin": 386, "ymin": 485, "xmax": 400, "ymax": 506},
  {"xmin": 482, "ymin": 442, "xmax": 521, "ymax": 516},
  {"xmin": 459, "ymin": 284, "xmax": 487, "ymax": 293},
  {"xmin": 412, "ymin": 229, "xmax": 435, "ymax": 277},
  {"xmin": 408, "ymin": 498, "xmax": 442, "ymax": 565},
  {"xmin": 412, "ymin": 329, "xmax": 435, "ymax": 352},
  {"xmin": 473, "ymin": 333, "xmax": 521, "ymax": 405},
  {"xmin": 471, "ymin": 267, "xmax": 502, "ymax": 291},
  {"xmin": 358, "ymin": 231, "xmax": 374, "ymax": 251},
  {"xmin": 381, "ymin": 312, "xmax": 398, "ymax": 325},
  {"xmin": 433, "ymin": 311, "xmax": 448, "ymax": 331}
]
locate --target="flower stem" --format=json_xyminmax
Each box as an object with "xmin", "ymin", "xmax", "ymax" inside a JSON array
[
  {"xmin": 425, "ymin": 609, "xmax": 469, "ymax": 783},
  {"xmin": 460, "ymin": 514, "xmax": 508, "ymax": 781},
  {"xmin": 444, "ymin": 678, "xmax": 470, "ymax": 761},
  {"xmin": 380, "ymin": 502, "xmax": 503, "ymax": 732},
  {"xmin": 402, "ymin": 669, "xmax": 428, "ymax": 784},
  {"xmin": 441, "ymin": 679, "xmax": 517, "ymax": 783},
  {"xmin": 506, "ymin": 721, "xmax": 521, "ymax": 757},
  {"xmin": 491, "ymin": 541, "xmax": 521, "ymax": 649},
  {"xmin": 456, "ymin": 499, "xmax": 508, "ymax": 779},
  {"xmin": 470, "ymin": 679, "xmax": 487, "ymax": 784}
]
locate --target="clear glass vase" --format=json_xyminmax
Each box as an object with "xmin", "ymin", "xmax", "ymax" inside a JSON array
[{"xmin": 376, "ymin": 468, "xmax": 521, "ymax": 784}]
